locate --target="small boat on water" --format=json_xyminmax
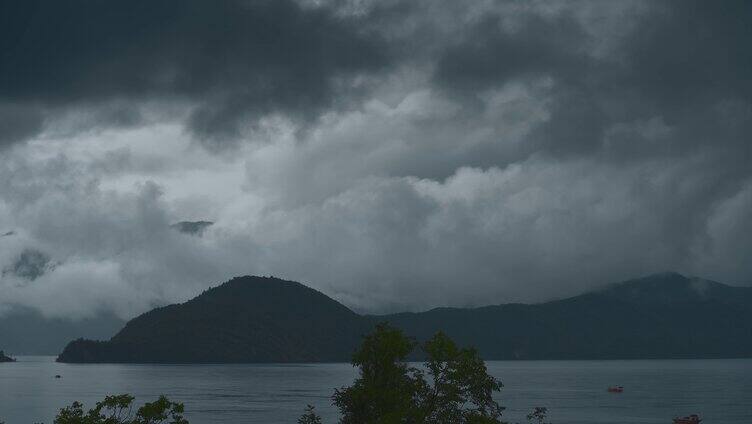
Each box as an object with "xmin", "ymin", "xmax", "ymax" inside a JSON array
[
  {"xmin": 673, "ymin": 414, "xmax": 701, "ymax": 424},
  {"xmin": 607, "ymin": 386, "xmax": 624, "ymax": 393}
]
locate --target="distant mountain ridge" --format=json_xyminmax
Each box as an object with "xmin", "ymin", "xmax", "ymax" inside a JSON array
[
  {"xmin": 0, "ymin": 307, "xmax": 125, "ymax": 355},
  {"xmin": 57, "ymin": 272, "xmax": 752, "ymax": 363},
  {"xmin": 384, "ymin": 272, "xmax": 752, "ymax": 359}
]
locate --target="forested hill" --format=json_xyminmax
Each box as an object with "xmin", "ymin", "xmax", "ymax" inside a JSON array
[
  {"xmin": 58, "ymin": 276, "xmax": 369, "ymax": 363},
  {"xmin": 383, "ymin": 272, "xmax": 752, "ymax": 359},
  {"xmin": 57, "ymin": 273, "xmax": 752, "ymax": 363}
]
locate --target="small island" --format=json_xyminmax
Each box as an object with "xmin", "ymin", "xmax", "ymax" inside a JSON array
[{"xmin": 0, "ymin": 350, "xmax": 16, "ymax": 362}]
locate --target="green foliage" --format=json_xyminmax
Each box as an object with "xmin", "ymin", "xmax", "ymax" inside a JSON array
[
  {"xmin": 526, "ymin": 407, "xmax": 549, "ymax": 424},
  {"xmin": 54, "ymin": 394, "xmax": 187, "ymax": 424},
  {"xmin": 298, "ymin": 405, "xmax": 323, "ymax": 424},
  {"xmin": 333, "ymin": 323, "xmax": 421, "ymax": 423},
  {"xmin": 327, "ymin": 323, "xmax": 506, "ymax": 424},
  {"xmin": 415, "ymin": 332, "xmax": 505, "ymax": 423}
]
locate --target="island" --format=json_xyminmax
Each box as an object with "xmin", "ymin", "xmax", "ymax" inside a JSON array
[{"xmin": 0, "ymin": 350, "xmax": 16, "ymax": 362}]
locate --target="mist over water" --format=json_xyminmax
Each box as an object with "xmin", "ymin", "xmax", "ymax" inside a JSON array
[{"xmin": 1, "ymin": 357, "xmax": 750, "ymax": 424}]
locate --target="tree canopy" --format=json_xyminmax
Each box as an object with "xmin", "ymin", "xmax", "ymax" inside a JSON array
[
  {"xmin": 298, "ymin": 405, "xmax": 323, "ymax": 424},
  {"xmin": 54, "ymin": 394, "xmax": 187, "ymax": 424},
  {"xmin": 318, "ymin": 323, "xmax": 506, "ymax": 423}
]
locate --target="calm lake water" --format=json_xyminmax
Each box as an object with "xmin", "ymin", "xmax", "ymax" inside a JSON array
[{"xmin": 1, "ymin": 357, "xmax": 750, "ymax": 423}]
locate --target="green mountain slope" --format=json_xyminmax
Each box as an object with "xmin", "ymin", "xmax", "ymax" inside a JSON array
[
  {"xmin": 58, "ymin": 276, "xmax": 369, "ymax": 363},
  {"xmin": 57, "ymin": 272, "xmax": 752, "ymax": 363},
  {"xmin": 384, "ymin": 272, "xmax": 752, "ymax": 359}
]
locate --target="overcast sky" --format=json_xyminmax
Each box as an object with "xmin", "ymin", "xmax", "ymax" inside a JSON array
[{"xmin": 1, "ymin": 0, "xmax": 750, "ymax": 319}]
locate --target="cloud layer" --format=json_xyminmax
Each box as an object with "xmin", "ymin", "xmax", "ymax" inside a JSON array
[{"xmin": 1, "ymin": 0, "xmax": 750, "ymax": 318}]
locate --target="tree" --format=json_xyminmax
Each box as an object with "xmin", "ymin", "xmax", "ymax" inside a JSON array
[
  {"xmin": 54, "ymin": 394, "xmax": 188, "ymax": 424},
  {"xmin": 298, "ymin": 405, "xmax": 323, "ymax": 424},
  {"xmin": 526, "ymin": 407, "xmax": 549, "ymax": 424},
  {"xmin": 324, "ymin": 323, "xmax": 506, "ymax": 424},
  {"xmin": 333, "ymin": 323, "xmax": 421, "ymax": 423},
  {"xmin": 415, "ymin": 332, "xmax": 505, "ymax": 423}
]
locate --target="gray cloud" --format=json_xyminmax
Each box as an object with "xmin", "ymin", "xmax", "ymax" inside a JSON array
[
  {"xmin": 0, "ymin": 0, "xmax": 751, "ymax": 318},
  {"xmin": 426, "ymin": 0, "xmax": 752, "ymax": 164},
  {"xmin": 0, "ymin": 104, "xmax": 46, "ymax": 147},
  {"xmin": 0, "ymin": 0, "xmax": 388, "ymax": 147},
  {"xmin": 2, "ymin": 248, "xmax": 51, "ymax": 281},
  {"xmin": 171, "ymin": 221, "xmax": 214, "ymax": 236}
]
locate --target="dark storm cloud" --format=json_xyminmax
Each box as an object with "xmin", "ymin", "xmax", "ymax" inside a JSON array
[
  {"xmin": 0, "ymin": 0, "xmax": 388, "ymax": 146},
  {"xmin": 1, "ymin": 0, "xmax": 752, "ymax": 317},
  {"xmin": 0, "ymin": 104, "xmax": 45, "ymax": 147},
  {"xmin": 434, "ymin": 13, "xmax": 588, "ymax": 93},
  {"xmin": 621, "ymin": 1, "xmax": 752, "ymax": 111},
  {"xmin": 432, "ymin": 0, "xmax": 752, "ymax": 162}
]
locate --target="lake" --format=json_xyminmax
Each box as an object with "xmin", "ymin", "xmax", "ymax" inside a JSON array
[{"xmin": 1, "ymin": 357, "xmax": 750, "ymax": 423}]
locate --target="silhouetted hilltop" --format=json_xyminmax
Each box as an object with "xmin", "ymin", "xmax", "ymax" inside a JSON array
[
  {"xmin": 58, "ymin": 276, "xmax": 369, "ymax": 363},
  {"xmin": 58, "ymin": 273, "xmax": 752, "ymax": 363}
]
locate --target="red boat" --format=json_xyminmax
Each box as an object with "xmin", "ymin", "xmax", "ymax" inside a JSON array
[
  {"xmin": 607, "ymin": 386, "xmax": 624, "ymax": 393},
  {"xmin": 673, "ymin": 414, "xmax": 701, "ymax": 424}
]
